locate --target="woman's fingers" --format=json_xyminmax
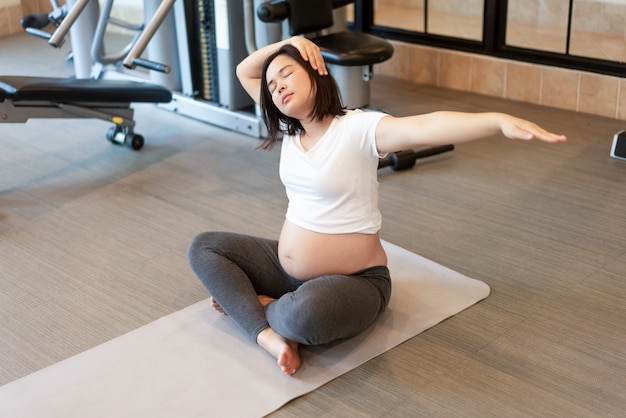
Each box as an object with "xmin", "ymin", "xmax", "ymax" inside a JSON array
[
  {"xmin": 291, "ymin": 36, "xmax": 327, "ymax": 75},
  {"xmin": 502, "ymin": 116, "xmax": 567, "ymax": 143}
]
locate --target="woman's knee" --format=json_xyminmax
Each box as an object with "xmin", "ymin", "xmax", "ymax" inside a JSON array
[
  {"xmin": 187, "ymin": 231, "xmax": 234, "ymax": 276},
  {"xmin": 188, "ymin": 231, "xmax": 234, "ymax": 259},
  {"xmin": 267, "ymin": 278, "xmax": 383, "ymax": 345},
  {"xmin": 268, "ymin": 298, "xmax": 327, "ymax": 345}
]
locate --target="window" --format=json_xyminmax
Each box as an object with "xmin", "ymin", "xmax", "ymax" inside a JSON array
[
  {"xmin": 356, "ymin": 0, "xmax": 626, "ymax": 77},
  {"xmin": 374, "ymin": 0, "xmax": 483, "ymax": 41}
]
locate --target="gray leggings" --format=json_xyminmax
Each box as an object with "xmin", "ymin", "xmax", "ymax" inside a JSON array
[{"xmin": 187, "ymin": 231, "xmax": 391, "ymax": 346}]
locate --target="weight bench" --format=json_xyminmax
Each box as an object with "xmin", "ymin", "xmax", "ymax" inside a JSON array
[{"xmin": 0, "ymin": 76, "xmax": 172, "ymax": 150}]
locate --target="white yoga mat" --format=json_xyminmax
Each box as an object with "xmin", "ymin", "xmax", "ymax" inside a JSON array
[{"xmin": 0, "ymin": 241, "xmax": 490, "ymax": 418}]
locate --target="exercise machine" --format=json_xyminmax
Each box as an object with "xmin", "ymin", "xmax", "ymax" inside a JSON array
[
  {"xmin": 2, "ymin": 0, "xmax": 175, "ymax": 150},
  {"xmin": 158, "ymin": 0, "xmax": 266, "ymax": 137},
  {"xmin": 0, "ymin": 76, "xmax": 171, "ymax": 150},
  {"xmin": 10, "ymin": 0, "xmax": 271, "ymax": 142}
]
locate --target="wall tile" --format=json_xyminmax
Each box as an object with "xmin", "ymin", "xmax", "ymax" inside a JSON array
[
  {"xmin": 506, "ymin": 61, "xmax": 541, "ymax": 105},
  {"xmin": 407, "ymin": 45, "xmax": 438, "ymax": 86},
  {"xmin": 376, "ymin": 41, "xmax": 410, "ymax": 81},
  {"xmin": 0, "ymin": 8, "xmax": 9, "ymax": 38},
  {"xmin": 7, "ymin": 4, "xmax": 22, "ymax": 35},
  {"xmin": 20, "ymin": 0, "xmax": 51, "ymax": 16},
  {"xmin": 541, "ymin": 66, "xmax": 579, "ymax": 112},
  {"xmin": 470, "ymin": 56, "xmax": 505, "ymax": 97},
  {"xmin": 579, "ymin": 72, "xmax": 619, "ymax": 118},
  {"xmin": 439, "ymin": 51, "xmax": 471, "ymax": 91}
]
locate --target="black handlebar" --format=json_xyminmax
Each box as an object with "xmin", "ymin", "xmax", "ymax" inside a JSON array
[
  {"xmin": 21, "ymin": 13, "xmax": 51, "ymax": 30},
  {"xmin": 257, "ymin": 0, "xmax": 356, "ymax": 22},
  {"xmin": 128, "ymin": 58, "xmax": 170, "ymax": 74},
  {"xmin": 256, "ymin": 1, "xmax": 288, "ymax": 22}
]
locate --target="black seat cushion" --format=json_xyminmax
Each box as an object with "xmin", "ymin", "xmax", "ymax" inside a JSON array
[
  {"xmin": 0, "ymin": 76, "xmax": 172, "ymax": 103},
  {"xmin": 314, "ymin": 32, "xmax": 394, "ymax": 66}
]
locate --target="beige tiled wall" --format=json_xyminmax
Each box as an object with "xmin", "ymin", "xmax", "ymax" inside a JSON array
[
  {"xmin": 0, "ymin": 0, "xmax": 52, "ymax": 38},
  {"xmin": 376, "ymin": 40, "xmax": 626, "ymax": 120},
  {"xmin": 0, "ymin": 3, "xmax": 24, "ymax": 38}
]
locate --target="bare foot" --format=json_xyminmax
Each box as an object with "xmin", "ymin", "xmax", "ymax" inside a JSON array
[
  {"xmin": 212, "ymin": 295, "xmax": 275, "ymax": 314},
  {"xmin": 256, "ymin": 327, "xmax": 301, "ymax": 376},
  {"xmin": 213, "ymin": 295, "xmax": 299, "ymax": 375},
  {"xmin": 257, "ymin": 295, "xmax": 275, "ymax": 308},
  {"xmin": 210, "ymin": 296, "xmax": 227, "ymax": 315}
]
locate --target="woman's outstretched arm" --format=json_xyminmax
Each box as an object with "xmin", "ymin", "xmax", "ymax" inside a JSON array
[
  {"xmin": 375, "ymin": 111, "xmax": 566, "ymax": 153},
  {"xmin": 236, "ymin": 36, "xmax": 327, "ymax": 104}
]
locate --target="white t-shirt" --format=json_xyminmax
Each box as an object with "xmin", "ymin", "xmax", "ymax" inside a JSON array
[{"xmin": 279, "ymin": 109, "xmax": 388, "ymax": 234}]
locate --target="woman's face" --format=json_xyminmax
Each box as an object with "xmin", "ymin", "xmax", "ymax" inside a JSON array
[{"xmin": 265, "ymin": 54, "xmax": 315, "ymax": 120}]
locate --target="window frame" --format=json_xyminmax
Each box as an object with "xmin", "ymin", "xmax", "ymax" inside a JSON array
[{"xmin": 354, "ymin": 0, "xmax": 626, "ymax": 77}]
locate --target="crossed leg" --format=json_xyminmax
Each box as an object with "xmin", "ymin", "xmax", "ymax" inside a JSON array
[
  {"xmin": 189, "ymin": 233, "xmax": 389, "ymax": 377},
  {"xmin": 211, "ymin": 295, "xmax": 301, "ymax": 376}
]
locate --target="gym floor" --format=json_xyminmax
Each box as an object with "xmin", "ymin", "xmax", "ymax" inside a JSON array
[{"xmin": 1, "ymin": 32, "xmax": 626, "ymax": 416}]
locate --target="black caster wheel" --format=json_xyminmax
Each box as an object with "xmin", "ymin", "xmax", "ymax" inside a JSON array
[
  {"xmin": 106, "ymin": 126, "xmax": 117, "ymax": 142},
  {"xmin": 125, "ymin": 133, "xmax": 144, "ymax": 151}
]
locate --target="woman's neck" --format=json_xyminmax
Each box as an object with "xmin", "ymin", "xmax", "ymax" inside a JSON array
[{"xmin": 300, "ymin": 115, "xmax": 334, "ymax": 142}]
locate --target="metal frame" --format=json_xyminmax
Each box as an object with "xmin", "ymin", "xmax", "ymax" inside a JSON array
[
  {"xmin": 0, "ymin": 100, "xmax": 135, "ymax": 125},
  {"xmin": 0, "ymin": 96, "xmax": 142, "ymax": 148}
]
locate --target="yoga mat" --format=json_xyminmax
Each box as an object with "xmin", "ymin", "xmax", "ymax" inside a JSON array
[{"xmin": 0, "ymin": 241, "xmax": 490, "ymax": 417}]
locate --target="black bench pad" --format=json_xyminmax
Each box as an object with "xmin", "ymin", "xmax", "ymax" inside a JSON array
[
  {"xmin": 314, "ymin": 32, "xmax": 394, "ymax": 66},
  {"xmin": 0, "ymin": 76, "xmax": 172, "ymax": 103}
]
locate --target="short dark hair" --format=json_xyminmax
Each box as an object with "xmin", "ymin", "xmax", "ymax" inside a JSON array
[{"xmin": 258, "ymin": 44, "xmax": 345, "ymax": 150}]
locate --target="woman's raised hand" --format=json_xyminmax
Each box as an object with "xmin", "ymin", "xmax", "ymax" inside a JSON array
[{"xmin": 289, "ymin": 36, "xmax": 328, "ymax": 76}]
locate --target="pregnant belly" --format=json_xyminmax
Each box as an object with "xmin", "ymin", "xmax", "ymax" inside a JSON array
[{"xmin": 278, "ymin": 220, "xmax": 388, "ymax": 280}]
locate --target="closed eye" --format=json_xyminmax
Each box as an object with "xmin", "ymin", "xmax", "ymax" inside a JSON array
[{"xmin": 267, "ymin": 64, "xmax": 295, "ymax": 94}]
